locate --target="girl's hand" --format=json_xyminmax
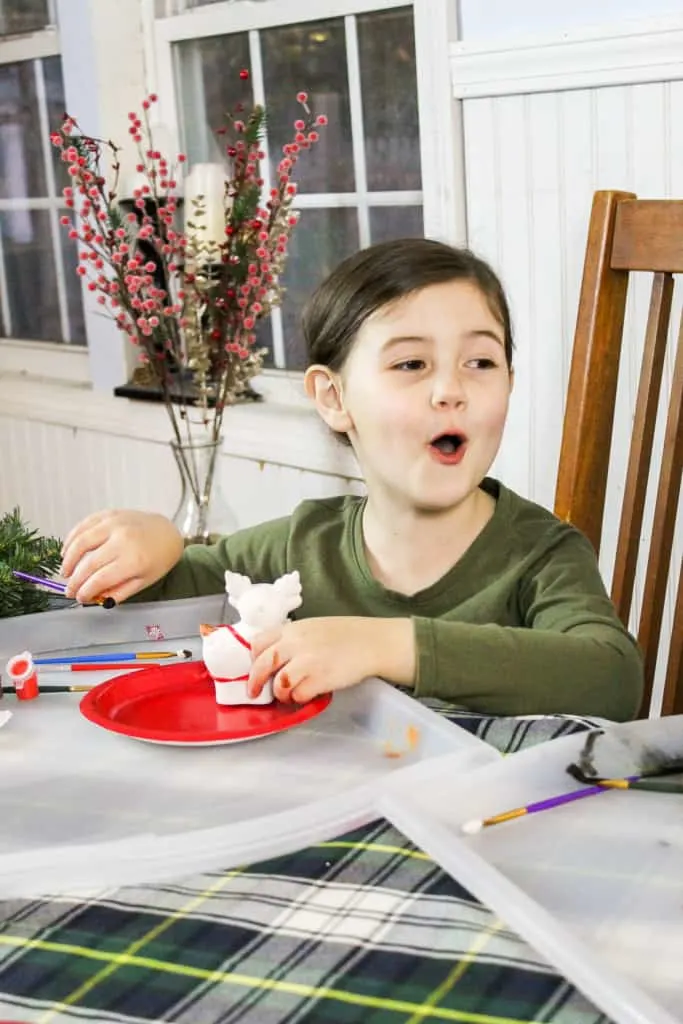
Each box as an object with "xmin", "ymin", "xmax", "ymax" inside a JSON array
[
  {"xmin": 248, "ymin": 616, "xmax": 416, "ymax": 704},
  {"xmin": 60, "ymin": 510, "xmax": 184, "ymax": 605}
]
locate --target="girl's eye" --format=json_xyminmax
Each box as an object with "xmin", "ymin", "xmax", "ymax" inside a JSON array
[
  {"xmin": 467, "ymin": 357, "xmax": 498, "ymax": 369},
  {"xmin": 393, "ymin": 359, "xmax": 425, "ymax": 371}
]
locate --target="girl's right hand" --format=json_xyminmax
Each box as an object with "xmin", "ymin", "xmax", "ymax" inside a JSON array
[{"xmin": 60, "ymin": 510, "xmax": 184, "ymax": 606}]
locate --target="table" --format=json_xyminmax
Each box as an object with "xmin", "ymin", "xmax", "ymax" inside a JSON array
[{"xmin": 0, "ymin": 705, "xmax": 613, "ymax": 1024}]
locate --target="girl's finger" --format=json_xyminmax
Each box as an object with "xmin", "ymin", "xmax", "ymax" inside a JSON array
[
  {"xmin": 64, "ymin": 542, "xmax": 116, "ymax": 597},
  {"xmin": 289, "ymin": 676, "xmax": 318, "ymax": 704},
  {"xmin": 71, "ymin": 557, "xmax": 122, "ymax": 605},
  {"xmin": 248, "ymin": 644, "xmax": 286, "ymax": 698},
  {"xmin": 61, "ymin": 522, "xmax": 113, "ymax": 579},
  {"xmin": 95, "ymin": 576, "xmax": 145, "ymax": 607},
  {"xmin": 249, "ymin": 627, "xmax": 281, "ymax": 661},
  {"xmin": 272, "ymin": 667, "xmax": 298, "ymax": 703},
  {"xmin": 61, "ymin": 511, "xmax": 112, "ymax": 555}
]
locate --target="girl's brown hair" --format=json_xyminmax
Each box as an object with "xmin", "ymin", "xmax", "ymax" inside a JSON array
[{"xmin": 302, "ymin": 237, "xmax": 514, "ymax": 372}]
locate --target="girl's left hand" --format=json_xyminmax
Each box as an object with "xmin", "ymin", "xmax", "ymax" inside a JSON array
[{"xmin": 248, "ymin": 616, "xmax": 415, "ymax": 704}]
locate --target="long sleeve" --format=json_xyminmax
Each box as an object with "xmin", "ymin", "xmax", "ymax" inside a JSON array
[
  {"xmin": 412, "ymin": 530, "xmax": 643, "ymax": 720},
  {"xmin": 132, "ymin": 514, "xmax": 292, "ymax": 603}
]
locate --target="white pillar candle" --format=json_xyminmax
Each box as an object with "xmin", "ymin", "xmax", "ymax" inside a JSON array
[{"xmin": 184, "ymin": 163, "xmax": 228, "ymax": 250}]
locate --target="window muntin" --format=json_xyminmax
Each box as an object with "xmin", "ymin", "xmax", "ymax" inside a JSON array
[{"xmin": 172, "ymin": 4, "xmax": 422, "ymax": 371}]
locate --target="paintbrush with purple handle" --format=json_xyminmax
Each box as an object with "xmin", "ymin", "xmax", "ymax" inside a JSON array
[{"xmin": 11, "ymin": 570, "xmax": 116, "ymax": 608}]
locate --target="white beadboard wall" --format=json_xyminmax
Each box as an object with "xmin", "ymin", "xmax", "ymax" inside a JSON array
[
  {"xmin": 0, "ymin": 419, "xmax": 363, "ymax": 539},
  {"xmin": 453, "ymin": 17, "xmax": 683, "ymax": 705},
  {"xmin": 0, "ymin": 380, "xmax": 364, "ymax": 540}
]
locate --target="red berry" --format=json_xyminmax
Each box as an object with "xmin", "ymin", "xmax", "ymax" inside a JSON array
[{"xmin": 239, "ymin": 68, "xmax": 250, "ymax": 80}]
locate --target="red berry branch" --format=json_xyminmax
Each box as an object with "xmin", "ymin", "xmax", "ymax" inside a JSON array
[{"xmin": 50, "ymin": 79, "xmax": 327, "ymax": 479}]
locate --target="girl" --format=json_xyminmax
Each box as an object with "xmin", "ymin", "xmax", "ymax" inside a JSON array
[{"xmin": 60, "ymin": 239, "xmax": 643, "ymax": 720}]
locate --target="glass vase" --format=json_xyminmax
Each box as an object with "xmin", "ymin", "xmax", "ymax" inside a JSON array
[{"xmin": 170, "ymin": 438, "xmax": 237, "ymax": 545}]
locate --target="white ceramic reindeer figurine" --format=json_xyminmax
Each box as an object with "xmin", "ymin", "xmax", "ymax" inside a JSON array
[{"xmin": 200, "ymin": 570, "xmax": 303, "ymax": 706}]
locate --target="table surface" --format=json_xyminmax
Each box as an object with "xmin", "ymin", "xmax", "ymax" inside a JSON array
[{"xmin": 0, "ymin": 702, "xmax": 617, "ymax": 1024}]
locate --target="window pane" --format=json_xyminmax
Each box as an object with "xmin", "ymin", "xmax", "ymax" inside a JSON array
[
  {"xmin": 370, "ymin": 205, "xmax": 423, "ymax": 244},
  {"xmin": 0, "ymin": 0, "xmax": 49, "ymax": 36},
  {"xmin": 261, "ymin": 20, "xmax": 354, "ymax": 193},
  {"xmin": 280, "ymin": 208, "xmax": 359, "ymax": 370},
  {"xmin": 0, "ymin": 210, "xmax": 61, "ymax": 341},
  {"xmin": 358, "ymin": 7, "xmax": 421, "ymax": 191},
  {"xmin": 43, "ymin": 55, "xmax": 69, "ymax": 191},
  {"xmin": 0, "ymin": 61, "xmax": 47, "ymax": 199},
  {"xmin": 60, "ymin": 230, "xmax": 86, "ymax": 345},
  {"xmin": 174, "ymin": 35, "xmax": 252, "ymax": 165},
  {"xmin": 254, "ymin": 316, "xmax": 274, "ymax": 371}
]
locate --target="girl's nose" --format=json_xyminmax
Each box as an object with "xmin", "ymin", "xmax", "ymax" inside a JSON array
[{"xmin": 430, "ymin": 372, "xmax": 467, "ymax": 409}]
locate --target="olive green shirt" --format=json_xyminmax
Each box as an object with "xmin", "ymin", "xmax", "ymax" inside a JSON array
[{"xmin": 138, "ymin": 478, "xmax": 643, "ymax": 720}]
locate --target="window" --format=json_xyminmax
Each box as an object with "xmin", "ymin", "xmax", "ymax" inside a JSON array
[
  {"xmin": 0, "ymin": 3, "xmax": 86, "ymax": 347},
  {"xmin": 155, "ymin": 1, "xmax": 423, "ymax": 371}
]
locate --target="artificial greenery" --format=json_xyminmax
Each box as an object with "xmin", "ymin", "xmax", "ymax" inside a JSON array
[{"xmin": 0, "ymin": 508, "xmax": 62, "ymax": 618}]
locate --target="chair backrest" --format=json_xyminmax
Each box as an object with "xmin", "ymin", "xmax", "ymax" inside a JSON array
[{"xmin": 554, "ymin": 190, "xmax": 683, "ymax": 717}]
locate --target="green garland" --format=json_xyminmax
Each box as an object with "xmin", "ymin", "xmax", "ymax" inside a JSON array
[{"xmin": 0, "ymin": 508, "xmax": 62, "ymax": 618}]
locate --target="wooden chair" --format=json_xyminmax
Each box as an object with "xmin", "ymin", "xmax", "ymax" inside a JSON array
[{"xmin": 554, "ymin": 190, "xmax": 683, "ymax": 718}]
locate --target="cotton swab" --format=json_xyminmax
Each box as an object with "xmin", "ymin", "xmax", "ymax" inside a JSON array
[{"xmin": 34, "ymin": 649, "xmax": 192, "ymax": 666}]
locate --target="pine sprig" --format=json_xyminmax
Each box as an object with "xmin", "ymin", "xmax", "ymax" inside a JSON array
[{"xmin": 0, "ymin": 508, "xmax": 62, "ymax": 619}]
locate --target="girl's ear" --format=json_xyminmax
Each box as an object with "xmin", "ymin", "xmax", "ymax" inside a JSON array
[{"xmin": 304, "ymin": 364, "xmax": 353, "ymax": 435}]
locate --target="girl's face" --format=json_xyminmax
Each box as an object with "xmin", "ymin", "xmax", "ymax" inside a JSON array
[{"xmin": 309, "ymin": 279, "xmax": 513, "ymax": 515}]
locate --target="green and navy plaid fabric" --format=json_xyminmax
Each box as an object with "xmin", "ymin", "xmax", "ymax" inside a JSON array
[{"xmin": 0, "ymin": 712, "xmax": 613, "ymax": 1024}]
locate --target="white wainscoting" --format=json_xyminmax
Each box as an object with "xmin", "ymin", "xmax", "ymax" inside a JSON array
[
  {"xmin": 0, "ymin": 379, "xmax": 363, "ymax": 541},
  {"xmin": 452, "ymin": 16, "xmax": 683, "ymax": 706}
]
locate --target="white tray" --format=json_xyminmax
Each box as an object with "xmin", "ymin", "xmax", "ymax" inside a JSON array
[
  {"xmin": 0, "ymin": 598, "xmax": 498, "ymax": 896},
  {"xmin": 377, "ymin": 725, "xmax": 683, "ymax": 1024}
]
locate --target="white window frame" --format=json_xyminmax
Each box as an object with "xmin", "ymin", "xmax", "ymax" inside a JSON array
[
  {"xmin": 0, "ymin": 14, "xmax": 92, "ymax": 385},
  {"xmin": 0, "ymin": 0, "xmax": 465, "ymax": 405},
  {"xmin": 145, "ymin": 0, "xmax": 465, "ymax": 403}
]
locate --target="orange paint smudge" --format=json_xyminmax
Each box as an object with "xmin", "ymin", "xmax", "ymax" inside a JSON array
[
  {"xmin": 406, "ymin": 725, "xmax": 420, "ymax": 750},
  {"xmin": 381, "ymin": 724, "xmax": 420, "ymax": 759}
]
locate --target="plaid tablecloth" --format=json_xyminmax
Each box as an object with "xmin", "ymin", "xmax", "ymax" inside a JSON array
[{"xmin": 0, "ymin": 710, "xmax": 614, "ymax": 1024}]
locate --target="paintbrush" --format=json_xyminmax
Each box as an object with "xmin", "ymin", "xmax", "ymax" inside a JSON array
[
  {"xmin": 34, "ymin": 649, "xmax": 192, "ymax": 665},
  {"xmin": 461, "ymin": 783, "xmax": 614, "ymax": 833},
  {"xmin": 34, "ymin": 684, "xmax": 94, "ymax": 694},
  {"xmin": 598, "ymin": 776, "xmax": 683, "ymax": 794},
  {"xmin": 461, "ymin": 774, "xmax": 683, "ymax": 834},
  {"xmin": 462, "ymin": 717, "xmax": 683, "ymax": 834},
  {"xmin": 12, "ymin": 570, "xmax": 116, "ymax": 609},
  {"xmin": 35, "ymin": 662, "xmax": 172, "ymax": 672}
]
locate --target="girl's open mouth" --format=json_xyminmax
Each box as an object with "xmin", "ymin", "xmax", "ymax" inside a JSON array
[{"xmin": 428, "ymin": 433, "xmax": 467, "ymax": 465}]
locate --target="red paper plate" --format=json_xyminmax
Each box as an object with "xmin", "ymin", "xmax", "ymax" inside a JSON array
[{"xmin": 79, "ymin": 661, "xmax": 332, "ymax": 745}]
